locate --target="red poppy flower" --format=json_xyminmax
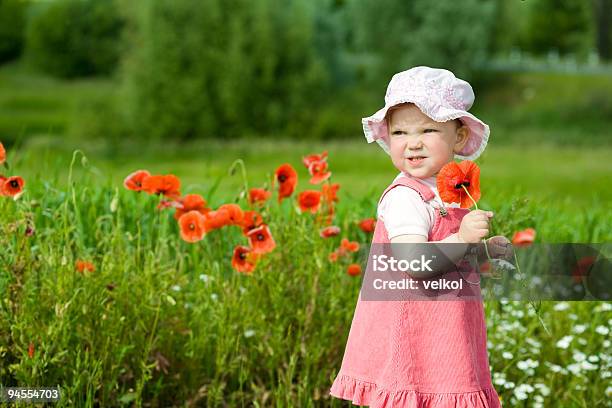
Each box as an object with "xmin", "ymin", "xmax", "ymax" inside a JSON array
[
  {"xmin": 329, "ymin": 246, "xmax": 348, "ymax": 262},
  {"xmin": 572, "ymin": 256, "xmax": 596, "ymax": 284},
  {"xmin": 274, "ymin": 164, "xmax": 298, "ymax": 202},
  {"xmin": 178, "ymin": 211, "xmax": 206, "ymax": 243},
  {"xmin": 174, "ymin": 194, "xmax": 210, "ymax": 220},
  {"xmin": 240, "ymin": 210, "xmax": 264, "ymax": 235},
  {"xmin": 248, "ymin": 188, "xmax": 271, "ymax": 206},
  {"xmin": 322, "ymin": 183, "xmax": 340, "ymax": 204},
  {"xmin": 437, "ymin": 161, "xmax": 481, "ymax": 208},
  {"xmin": 358, "ymin": 218, "xmax": 376, "ymax": 233},
  {"xmin": 0, "ymin": 142, "xmax": 5, "ymax": 165},
  {"xmin": 203, "ymin": 209, "xmax": 232, "ymax": 231},
  {"xmin": 218, "ymin": 203, "xmax": 244, "ymax": 225},
  {"xmin": 247, "ymin": 224, "xmax": 276, "ymax": 254},
  {"xmin": 298, "ymin": 190, "xmax": 322, "ymax": 213},
  {"xmin": 123, "ymin": 170, "xmax": 151, "ymax": 192},
  {"xmin": 347, "ymin": 263, "xmax": 362, "ymax": 276},
  {"xmin": 141, "ymin": 174, "xmax": 181, "ymax": 199},
  {"xmin": 28, "ymin": 342, "xmax": 34, "ymax": 358},
  {"xmin": 308, "ymin": 160, "xmax": 332, "ymax": 184},
  {"xmin": 302, "ymin": 151, "xmax": 328, "ymax": 168},
  {"xmin": 320, "ymin": 225, "xmax": 341, "ymax": 238},
  {"xmin": 512, "ymin": 228, "xmax": 536, "ymax": 247},
  {"xmin": 341, "ymin": 238, "xmax": 360, "ymax": 252},
  {"xmin": 232, "ymin": 245, "xmax": 259, "ymax": 274},
  {"xmin": 75, "ymin": 260, "xmax": 95, "ymax": 274},
  {"xmin": 1, "ymin": 176, "xmax": 25, "ymax": 198}
]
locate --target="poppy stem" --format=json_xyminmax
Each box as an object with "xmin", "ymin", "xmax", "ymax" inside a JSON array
[
  {"xmin": 229, "ymin": 159, "xmax": 249, "ymax": 201},
  {"xmin": 460, "ymin": 185, "xmax": 479, "ymax": 210},
  {"xmin": 513, "ymin": 250, "xmax": 552, "ymax": 336},
  {"xmin": 460, "ymin": 185, "xmax": 497, "ymax": 277}
]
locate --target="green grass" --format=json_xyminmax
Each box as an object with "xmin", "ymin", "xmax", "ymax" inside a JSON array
[
  {"xmin": 8, "ymin": 136, "xmax": 612, "ymax": 242},
  {"xmin": 1, "ymin": 139, "xmax": 611, "ymax": 406},
  {"xmin": 0, "ymin": 61, "xmax": 114, "ymax": 142},
  {"xmin": 474, "ymin": 71, "xmax": 612, "ymax": 146}
]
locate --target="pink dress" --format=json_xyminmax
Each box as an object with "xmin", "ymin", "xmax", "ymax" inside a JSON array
[{"xmin": 330, "ymin": 175, "xmax": 502, "ymax": 407}]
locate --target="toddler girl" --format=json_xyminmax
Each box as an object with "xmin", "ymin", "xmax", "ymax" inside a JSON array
[{"xmin": 330, "ymin": 66, "xmax": 510, "ymax": 407}]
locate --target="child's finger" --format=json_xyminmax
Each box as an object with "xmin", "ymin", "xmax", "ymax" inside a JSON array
[
  {"xmin": 472, "ymin": 209, "xmax": 494, "ymax": 218},
  {"xmin": 475, "ymin": 228, "xmax": 489, "ymax": 237},
  {"xmin": 473, "ymin": 220, "xmax": 489, "ymax": 229},
  {"xmin": 469, "ymin": 212, "xmax": 490, "ymax": 222}
]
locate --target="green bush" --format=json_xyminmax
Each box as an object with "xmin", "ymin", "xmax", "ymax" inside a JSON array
[
  {"xmin": 119, "ymin": 0, "xmax": 330, "ymax": 141},
  {"xmin": 0, "ymin": 0, "xmax": 27, "ymax": 63},
  {"xmin": 25, "ymin": 0, "xmax": 123, "ymax": 78}
]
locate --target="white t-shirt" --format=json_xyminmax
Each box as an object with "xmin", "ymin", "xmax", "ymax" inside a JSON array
[{"xmin": 377, "ymin": 172, "xmax": 460, "ymax": 240}]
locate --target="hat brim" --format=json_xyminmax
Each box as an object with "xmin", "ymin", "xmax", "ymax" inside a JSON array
[{"xmin": 362, "ymin": 100, "xmax": 489, "ymax": 161}]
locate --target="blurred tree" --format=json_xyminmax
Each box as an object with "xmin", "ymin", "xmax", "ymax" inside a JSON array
[
  {"xmin": 312, "ymin": 0, "xmax": 353, "ymax": 87},
  {"xmin": 593, "ymin": 0, "xmax": 612, "ymax": 61},
  {"xmin": 488, "ymin": 0, "xmax": 532, "ymax": 56},
  {"xmin": 25, "ymin": 0, "xmax": 124, "ymax": 78},
  {"xmin": 0, "ymin": 0, "xmax": 27, "ymax": 63},
  {"xmin": 119, "ymin": 0, "xmax": 329, "ymax": 141},
  {"xmin": 345, "ymin": 0, "xmax": 497, "ymax": 84},
  {"xmin": 523, "ymin": 0, "xmax": 593, "ymax": 59}
]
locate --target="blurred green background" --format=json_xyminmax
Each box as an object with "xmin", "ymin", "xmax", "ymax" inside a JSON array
[
  {"xmin": 1, "ymin": 0, "xmax": 611, "ymax": 145},
  {"xmin": 0, "ymin": 0, "xmax": 612, "ymax": 215},
  {"xmin": 1, "ymin": 0, "xmax": 611, "ymax": 220}
]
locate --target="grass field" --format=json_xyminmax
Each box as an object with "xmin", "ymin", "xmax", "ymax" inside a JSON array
[
  {"xmin": 1, "ymin": 62, "xmax": 611, "ymax": 406},
  {"xmin": 1, "ymin": 138, "xmax": 611, "ymax": 406}
]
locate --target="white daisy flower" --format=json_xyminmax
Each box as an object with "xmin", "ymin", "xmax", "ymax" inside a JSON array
[
  {"xmin": 556, "ymin": 335, "xmax": 573, "ymax": 349},
  {"xmin": 572, "ymin": 324, "xmax": 587, "ymax": 334},
  {"xmin": 534, "ymin": 383, "xmax": 550, "ymax": 396},
  {"xmin": 553, "ymin": 302, "xmax": 569, "ymax": 311}
]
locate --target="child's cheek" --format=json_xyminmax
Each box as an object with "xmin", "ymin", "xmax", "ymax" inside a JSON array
[{"xmin": 390, "ymin": 147, "xmax": 406, "ymax": 171}]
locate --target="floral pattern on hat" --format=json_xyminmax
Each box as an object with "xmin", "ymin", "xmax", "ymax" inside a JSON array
[{"xmin": 362, "ymin": 66, "xmax": 490, "ymax": 161}]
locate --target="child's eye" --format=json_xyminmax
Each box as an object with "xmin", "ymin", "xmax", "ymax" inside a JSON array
[
  {"xmin": 391, "ymin": 130, "xmax": 406, "ymax": 136},
  {"xmin": 423, "ymin": 128, "xmax": 437, "ymax": 133}
]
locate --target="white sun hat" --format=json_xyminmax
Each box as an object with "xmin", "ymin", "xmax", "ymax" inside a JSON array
[{"xmin": 362, "ymin": 66, "xmax": 490, "ymax": 161}]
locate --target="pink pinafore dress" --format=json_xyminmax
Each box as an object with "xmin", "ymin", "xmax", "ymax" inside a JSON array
[{"xmin": 330, "ymin": 175, "xmax": 501, "ymax": 407}]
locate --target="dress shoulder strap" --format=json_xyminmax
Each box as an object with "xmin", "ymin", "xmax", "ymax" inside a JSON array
[{"xmin": 377, "ymin": 175, "xmax": 436, "ymax": 207}]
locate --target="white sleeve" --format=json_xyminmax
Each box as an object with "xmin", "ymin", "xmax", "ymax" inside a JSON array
[{"xmin": 377, "ymin": 187, "xmax": 431, "ymax": 240}]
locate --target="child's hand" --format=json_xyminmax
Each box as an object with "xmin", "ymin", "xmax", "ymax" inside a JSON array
[
  {"xmin": 484, "ymin": 235, "xmax": 513, "ymax": 261},
  {"xmin": 458, "ymin": 210, "xmax": 493, "ymax": 243}
]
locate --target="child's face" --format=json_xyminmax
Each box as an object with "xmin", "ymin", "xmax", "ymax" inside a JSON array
[{"xmin": 387, "ymin": 103, "xmax": 470, "ymax": 179}]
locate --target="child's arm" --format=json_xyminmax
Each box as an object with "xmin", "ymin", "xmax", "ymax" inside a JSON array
[
  {"xmin": 389, "ymin": 210, "xmax": 494, "ymax": 279},
  {"xmin": 390, "ymin": 233, "xmax": 473, "ymax": 279}
]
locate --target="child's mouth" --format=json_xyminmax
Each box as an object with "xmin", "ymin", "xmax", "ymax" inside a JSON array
[{"xmin": 407, "ymin": 156, "xmax": 426, "ymax": 167}]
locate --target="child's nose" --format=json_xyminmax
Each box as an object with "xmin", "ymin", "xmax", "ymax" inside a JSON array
[{"xmin": 406, "ymin": 138, "xmax": 424, "ymax": 150}]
